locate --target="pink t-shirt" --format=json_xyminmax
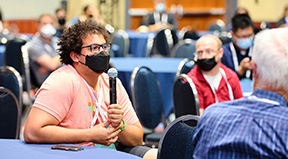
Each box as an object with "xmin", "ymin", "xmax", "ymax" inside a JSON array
[{"xmin": 33, "ymin": 65, "xmax": 139, "ymax": 146}]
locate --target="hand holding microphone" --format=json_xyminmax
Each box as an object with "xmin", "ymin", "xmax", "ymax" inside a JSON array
[
  {"xmin": 107, "ymin": 68, "xmax": 123, "ymax": 128},
  {"xmin": 108, "ymin": 68, "xmax": 117, "ymax": 104}
]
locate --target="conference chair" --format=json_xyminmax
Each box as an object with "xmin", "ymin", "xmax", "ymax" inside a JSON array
[
  {"xmin": 170, "ymin": 39, "xmax": 196, "ymax": 58},
  {"xmin": 157, "ymin": 114, "xmax": 200, "ymax": 159},
  {"xmin": 0, "ymin": 66, "xmax": 23, "ymax": 114},
  {"xmin": 175, "ymin": 58, "xmax": 196, "ymax": 77},
  {"xmin": 0, "ymin": 87, "xmax": 20, "ymax": 139},
  {"xmin": 207, "ymin": 19, "xmax": 226, "ymax": 32},
  {"xmin": 173, "ymin": 74, "xmax": 199, "ymax": 118},
  {"xmin": 145, "ymin": 33, "xmax": 155, "ymax": 57},
  {"xmin": 178, "ymin": 26, "xmax": 199, "ymax": 41},
  {"xmin": 3, "ymin": 35, "xmax": 30, "ymax": 91},
  {"xmin": 130, "ymin": 66, "xmax": 166, "ymax": 147},
  {"xmin": 149, "ymin": 29, "xmax": 178, "ymax": 57},
  {"xmin": 111, "ymin": 30, "xmax": 129, "ymax": 57},
  {"xmin": 218, "ymin": 31, "xmax": 232, "ymax": 45}
]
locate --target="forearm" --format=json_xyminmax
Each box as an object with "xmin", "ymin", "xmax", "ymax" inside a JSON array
[
  {"xmin": 118, "ymin": 122, "xmax": 143, "ymax": 146},
  {"xmin": 24, "ymin": 125, "xmax": 91, "ymax": 144}
]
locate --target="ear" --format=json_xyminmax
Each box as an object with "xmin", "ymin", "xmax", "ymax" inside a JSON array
[
  {"xmin": 218, "ymin": 48, "xmax": 224, "ymax": 58},
  {"xmin": 251, "ymin": 60, "xmax": 257, "ymax": 78},
  {"xmin": 70, "ymin": 51, "xmax": 80, "ymax": 62},
  {"xmin": 229, "ymin": 30, "xmax": 235, "ymax": 39}
]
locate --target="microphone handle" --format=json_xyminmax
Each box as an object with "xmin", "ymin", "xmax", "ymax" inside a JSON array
[{"xmin": 109, "ymin": 77, "xmax": 117, "ymax": 104}]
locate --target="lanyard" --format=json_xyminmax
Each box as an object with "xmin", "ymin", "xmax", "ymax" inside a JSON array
[
  {"xmin": 205, "ymin": 68, "xmax": 234, "ymax": 103},
  {"xmin": 229, "ymin": 42, "xmax": 252, "ymax": 78},
  {"xmin": 82, "ymin": 78, "xmax": 106, "ymax": 128},
  {"xmin": 153, "ymin": 12, "xmax": 168, "ymax": 24},
  {"xmin": 248, "ymin": 95, "xmax": 280, "ymax": 105}
]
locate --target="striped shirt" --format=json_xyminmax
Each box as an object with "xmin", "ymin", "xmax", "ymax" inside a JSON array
[{"xmin": 193, "ymin": 89, "xmax": 288, "ymax": 159}]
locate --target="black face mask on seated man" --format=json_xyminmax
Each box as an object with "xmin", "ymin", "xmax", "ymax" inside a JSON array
[
  {"xmin": 80, "ymin": 50, "xmax": 110, "ymax": 73},
  {"xmin": 196, "ymin": 56, "xmax": 217, "ymax": 71}
]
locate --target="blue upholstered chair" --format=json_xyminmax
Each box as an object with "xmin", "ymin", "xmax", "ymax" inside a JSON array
[
  {"xmin": 0, "ymin": 87, "xmax": 20, "ymax": 139},
  {"xmin": 157, "ymin": 115, "xmax": 200, "ymax": 159},
  {"xmin": 175, "ymin": 58, "xmax": 196, "ymax": 77},
  {"xmin": 148, "ymin": 29, "xmax": 178, "ymax": 57},
  {"xmin": 173, "ymin": 74, "xmax": 199, "ymax": 118},
  {"xmin": 170, "ymin": 39, "xmax": 196, "ymax": 58},
  {"xmin": 0, "ymin": 66, "xmax": 23, "ymax": 113},
  {"xmin": 130, "ymin": 66, "xmax": 166, "ymax": 147},
  {"xmin": 111, "ymin": 30, "xmax": 129, "ymax": 57}
]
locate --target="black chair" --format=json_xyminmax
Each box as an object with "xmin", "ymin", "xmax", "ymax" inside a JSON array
[
  {"xmin": 175, "ymin": 58, "xmax": 196, "ymax": 77},
  {"xmin": 173, "ymin": 74, "xmax": 199, "ymax": 118},
  {"xmin": 0, "ymin": 66, "xmax": 23, "ymax": 114},
  {"xmin": 111, "ymin": 30, "xmax": 129, "ymax": 57},
  {"xmin": 3, "ymin": 36, "xmax": 33, "ymax": 116},
  {"xmin": 130, "ymin": 66, "xmax": 166, "ymax": 147},
  {"xmin": 178, "ymin": 27, "xmax": 199, "ymax": 41},
  {"xmin": 0, "ymin": 87, "xmax": 20, "ymax": 139},
  {"xmin": 149, "ymin": 29, "xmax": 178, "ymax": 57},
  {"xmin": 218, "ymin": 31, "xmax": 232, "ymax": 45},
  {"xmin": 157, "ymin": 114, "xmax": 200, "ymax": 159},
  {"xmin": 170, "ymin": 39, "xmax": 196, "ymax": 58}
]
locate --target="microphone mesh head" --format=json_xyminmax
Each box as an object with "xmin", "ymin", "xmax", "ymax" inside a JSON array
[{"xmin": 107, "ymin": 68, "xmax": 118, "ymax": 78}]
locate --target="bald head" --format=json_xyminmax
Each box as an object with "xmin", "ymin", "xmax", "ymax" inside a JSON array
[{"xmin": 196, "ymin": 34, "xmax": 222, "ymax": 50}]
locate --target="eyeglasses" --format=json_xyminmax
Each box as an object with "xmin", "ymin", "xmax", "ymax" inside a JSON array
[
  {"xmin": 196, "ymin": 49, "xmax": 219, "ymax": 56},
  {"xmin": 81, "ymin": 43, "xmax": 112, "ymax": 53}
]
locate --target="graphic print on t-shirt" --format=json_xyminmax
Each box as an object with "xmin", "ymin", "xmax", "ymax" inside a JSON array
[{"xmin": 88, "ymin": 102, "xmax": 93, "ymax": 112}]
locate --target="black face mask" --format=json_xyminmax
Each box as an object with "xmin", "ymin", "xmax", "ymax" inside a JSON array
[
  {"xmin": 58, "ymin": 18, "xmax": 66, "ymax": 26},
  {"xmin": 196, "ymin": 56, "xmax": 217, "ymax": 71},
  {"xmin": 80, "ymin": 51, "xmax": 110, "ymax": 73}
]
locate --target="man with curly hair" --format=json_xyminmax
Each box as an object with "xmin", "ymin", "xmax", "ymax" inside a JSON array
[{"xmin": 24, "ymin": 20, "xmax": 157, "ymax": 159}]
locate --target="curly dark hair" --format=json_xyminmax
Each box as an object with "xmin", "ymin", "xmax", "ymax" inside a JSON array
[{"xmin": 58, "ymin": 19, "xmax": 110, "ymax": 65}]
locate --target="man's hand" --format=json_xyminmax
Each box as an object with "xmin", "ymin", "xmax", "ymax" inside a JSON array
[
  {"xmin": 90, "ymin": 121, "xmax": 120, "ymax": 146},
  {"xmin": 107, "ymin": 104, "xmax": 124, "ymax": 128},
  {"xmin": 237, "ymin": 57, "xmax": 252, "ymax": 76}
]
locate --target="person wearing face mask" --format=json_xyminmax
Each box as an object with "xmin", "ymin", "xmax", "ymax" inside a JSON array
[
  {"xmin": 28, "ymin": 13, "xmax": 61, "ymax": 87},
  {"xmin": 143, "ymin": 0, "xmax": 177, "ymax": 31},
  {"xmin": 24, "ymin": 20, "xmax": 158, "ymax": 159},
  {"xmin": 54, "ymin": 7, "xmax": 67, "ymax": 38},
  {"xmin": 221, "ymin": 14, "xmax": 254, "ymax": 80},
  {"xmin": 187, "ymin": 34, "xmax": 243, "ymax": 116}
]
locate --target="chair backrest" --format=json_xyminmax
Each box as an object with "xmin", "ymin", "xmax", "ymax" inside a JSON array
[
  {"xmin": 0, "ymin": 66, "xmax": 23, "ymax": 113},
  {"xmin": 3, "ymin": 35, "xmax": 31, "ymax": 93},
  {"xmin": 130, "ymin": 66, "xmax": 164, "ymax": 129},
  {"xmin": 207, "ymin": 19, "xmax": 226, "ymax": 35},
  {"xmin": 218, "ymin": 31, "xmax": 232, "ymax": 45},
  {"xmin": 145, "ymin": 33, "xmax": 155, "ymax": 57},
  {"xmin": 157, "ymin": 114, "xmax": 200, "ymax": 159},
  {"xmin": 173, "ymin": 74, "xmax": 199, "ymax": 118},
  {"xmin": 149, "ymin": 29, "xmax": 178, "ymax": 57},
  {"xmin": 111, "ymin": 30, "xmax": 129, "ymax": 57},
  {"xmin": 170, "ymin": 39, "xmax": 196, "ymax": 58},
  {"xmin": 178, "ymin": 27, "xmax": 199, "ymax": 41},
  {"xmin": 0, "ymin": 87, "xmax": 20, "ymax": 139},
  {"xmin": 175, "ymin": 58, "xmax": 196, "ymax": 77}
]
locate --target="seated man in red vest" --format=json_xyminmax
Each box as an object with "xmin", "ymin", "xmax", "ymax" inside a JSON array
[{"xmin": 187, "ymin": 34, "xmax": 243, "ymax": 115}]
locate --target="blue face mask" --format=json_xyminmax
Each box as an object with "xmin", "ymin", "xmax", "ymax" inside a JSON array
[
  {"xmin": 155, "ymin": 3, "xmax": 166, "ymax": 13},
  {"xmin": 236, "ymin": 36, "xmax": 254, "ymax": 50}
]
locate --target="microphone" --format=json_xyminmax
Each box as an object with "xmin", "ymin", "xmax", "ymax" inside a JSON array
[{"xmin": 108, "ymin": 68, "xmax": 118, "ymax": 104}]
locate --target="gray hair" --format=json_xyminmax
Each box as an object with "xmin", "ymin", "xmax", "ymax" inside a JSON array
[{"xmin": 252, "ymin": 28, "xmax": 288, "ymax": 92}]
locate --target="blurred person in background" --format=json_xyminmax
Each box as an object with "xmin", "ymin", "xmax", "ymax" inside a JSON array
[
  {"xmin": 222, "ymin": 14, "xmax": 254, "ymax": 80},
  {"xmin": 187, "ymin": 34, "xmax": 243, "ymax": 116},
  {"xmin": 28, "ymin": 13, "xmax": 61, "ymax": 87},
  {"xmin": 143, "ymin": 0, "xmax": 177, "ymax": 31},
  {"xmin": 54, "ymin": 7, "xmax": 67, "ymax": 38},
  {"xmin": 276, "ymin": 5, "xmax": 288, "ymax": 28}
]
